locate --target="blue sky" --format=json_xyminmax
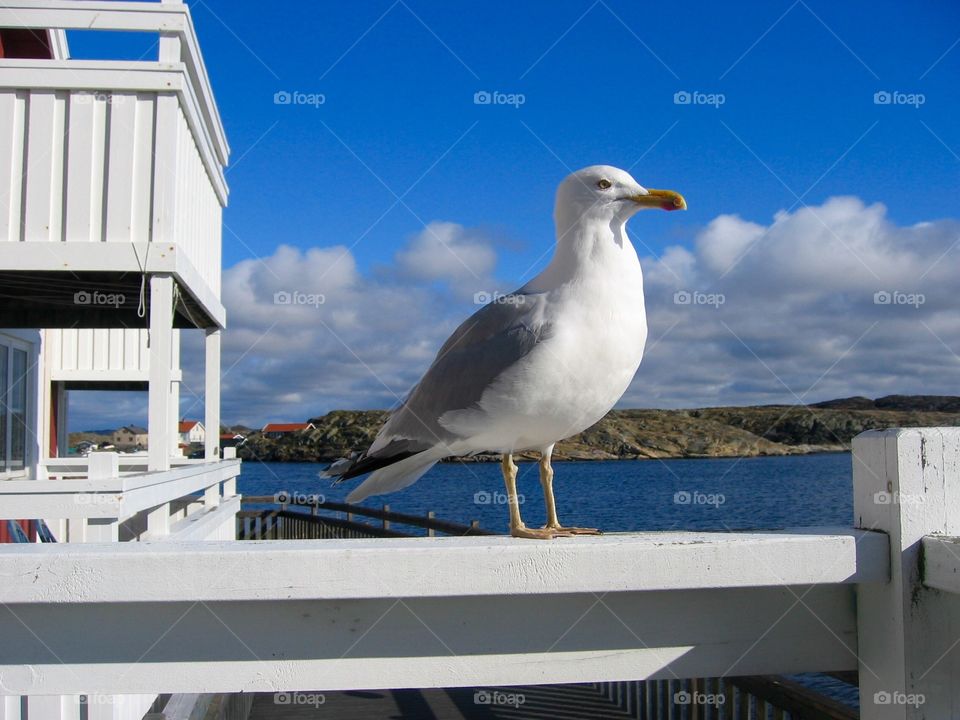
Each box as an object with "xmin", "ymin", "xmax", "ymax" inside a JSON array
[{"xmin": 66, "ymin": 0, "xmax": 960, "ymax": 429}]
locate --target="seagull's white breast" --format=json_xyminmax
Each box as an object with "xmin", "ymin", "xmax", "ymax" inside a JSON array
[{"xmin": 444, "ymin": 236, "xmax": 648, "ymax": 453}]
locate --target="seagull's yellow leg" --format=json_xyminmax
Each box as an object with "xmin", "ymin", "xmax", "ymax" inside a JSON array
[
  {"xmin": 502, "ymin": 453, "xmax": 571, "ymax": 539},
  {"xmin": 540, "ymin": 446, "xmax": 601, "ymax": 535}
]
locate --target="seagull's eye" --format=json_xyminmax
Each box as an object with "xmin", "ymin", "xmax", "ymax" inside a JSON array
[{"xmin": 597, "ymin": 179, "xmax": 612, "ymax": 190}]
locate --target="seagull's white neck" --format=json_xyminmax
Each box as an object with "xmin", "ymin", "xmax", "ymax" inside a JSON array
[{"xmin": 524, "ymin": 210, "xmax": 642, "ymax": 292}]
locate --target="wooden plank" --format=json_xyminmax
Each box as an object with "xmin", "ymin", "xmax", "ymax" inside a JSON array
[
  {"xmin": 104, "ymin": 93, "xmax": 136, "ymax": 242},
  {"xmin": 0, "ymin": 242, "xmax": 226, "ymax": 328},
  {"xmin": 130, "ymin": 94, "xmax": 155, "ymax": 242},
  {"xmin": 0, "ymin": 527, "xmax": 888, "ymax": 602},
  {"xmin": 0, "ymin": 91, "xmax": 26, "ymax": 242},
  {"xmin": 77, "ymin": 327, "xmax": 93, "ymax": 370},
  {"xmin": 22, "ymin": 91, "xmax": 61, "ymax": 241},
  {"xmin": 922, "ymin": 536, "xmax": 960, "ymax": 594},
  {"xmin": 61, "ymin": 328, "xmax": 77, "ymax": 370},
  {"xmin": 64, "ymin": 91, "xmax": 99, "ymax": 242},
  {"xmin": 108, "ymin": 328, "xmax": 124, "ymax": 369}
]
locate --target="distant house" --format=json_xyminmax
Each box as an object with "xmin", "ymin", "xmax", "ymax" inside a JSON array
[
  {"xmin": 112, "ymin": 426, "xmax": 148, "ymax": 450},
  {"xmin": 178, "ymin": 420, "xmax": 206, "ymax": 445},
  {"xmin": 220, "ymin": 432, "xmax": 245, "ymax": 448},
  {"xmin": 262, "ymin": 422, "xmax": 315, "ymax": 439}
]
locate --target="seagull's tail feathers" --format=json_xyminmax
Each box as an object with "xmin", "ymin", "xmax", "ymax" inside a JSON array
[
  {"xmin": 319, "ymin": 455, "xmax": 356, "ymax": 480},
  {"xmin": 345, "ymin": 447, "xmax": 446, "ymax": 503}
]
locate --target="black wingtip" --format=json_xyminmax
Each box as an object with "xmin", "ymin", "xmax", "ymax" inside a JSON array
[{"xmin": 338, "ymin": 451, "xmax": 417, "ymax": 480}]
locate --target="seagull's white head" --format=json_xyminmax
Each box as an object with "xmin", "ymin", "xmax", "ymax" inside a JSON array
[{"xmin": 555, "ymin": 165, "xmax": 686, "ymax": 231}]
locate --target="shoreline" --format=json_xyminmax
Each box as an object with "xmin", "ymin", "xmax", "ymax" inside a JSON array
[{"xmin": 244, "ymin": 447, "xmax": 853, "ymax": 464}]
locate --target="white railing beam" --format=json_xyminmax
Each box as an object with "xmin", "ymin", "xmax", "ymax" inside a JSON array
[
  {"xmin": 922, "ymin": 536, "xmax": 960, "ymax": 595},
  {"xmin": 0, "ymin": 530, "xmax": 887, "ymax": 604},
  {"xmin": 0, "ymin": 241, "xmax": 226, "ymax": 328},
  {"xmin": 0, "ymin": 459, "xmax": 241, "ymax": 520},
  {"xmin": 0, "ymin": 584, "xmax": 860, "ymax": 696},
  {"xmin": 0, "ymin": 1, "xmax": 229, "ymax": 163},
  {"xmin": 0, "ymin": 528, "xmax": 885, "ymax": 695}
]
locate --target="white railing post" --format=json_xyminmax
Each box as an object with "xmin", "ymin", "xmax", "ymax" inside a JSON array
[
  {"xmin": 146, "ymin": 503, "xmax": 171, "ymax": 538},
  {"xmin": 853, "ymin": 428, "xmax": 960, "ymax": 719},
  {"xmin": 203, "ymin": 483, "xmax": 220, "ymax": 509},
  {"xmin": 170, "ymin": 328, "xmax": 181, "ymax": 457},
  {"xmin": 65, "ymin": 453, "xmax": 121, "ymax": 542},
  {"xmin": 204, "ymin": 328, "xmax": 221, "ymax": 461},
  {"xmin": 158, "ymin": 0, "xmax": 184, "ymax": 65},
  {"xmin": 148, "ymin": 275, "xmax": 174, "ymax": 472}
]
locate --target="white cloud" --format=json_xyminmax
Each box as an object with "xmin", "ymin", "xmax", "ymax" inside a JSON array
[
  {"xmin": 394, "ymin": 221, "xmax": 497, "ymax": 286},
  {"xmin": 631, "ymin": 197, "xmax": 960, "ymax": 408}
]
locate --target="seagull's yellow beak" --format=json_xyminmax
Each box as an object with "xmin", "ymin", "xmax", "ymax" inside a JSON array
[{"xmin": 630, "ymin": 189, "xmax": 687, "ymax": 211}]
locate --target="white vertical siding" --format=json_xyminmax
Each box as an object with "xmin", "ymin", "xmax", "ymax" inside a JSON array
[
  {"xmin": 22, "ymin": 91, "xmax": 68, "ymax": 242},
  {"xmin": 171, "ymin": 105, "xmax": 222, "ymax": 296},
  {"xmin": 63, "ymin": 92, "xmax": 108, "ymax": 243},
  {"xmin": 46, "ymin": 328, "xmax": 180, "ymax": 379},
  {"xmin": 103, "ymin": 93, "xmax": 157, "ymax": 243},
  {"xmin": 62, "ymin": 328, "xmax": 145, "ymax": 373},
  {"xmin": 0, "ymin": 88, "xmax": 223, "ymax": 296},
  {"xmin": 0, "ymin": 91, "xmax": 26, "ymax": 243}
]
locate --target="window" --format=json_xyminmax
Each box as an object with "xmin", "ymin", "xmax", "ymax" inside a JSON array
[{"xmin": 0, "ymin": 336, "xmax": 31, "ymax": 476}]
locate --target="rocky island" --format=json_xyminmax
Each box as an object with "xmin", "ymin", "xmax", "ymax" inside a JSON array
[{"xmin": 237, "ymin": 395, "xmax": 960, "ymax": 463}]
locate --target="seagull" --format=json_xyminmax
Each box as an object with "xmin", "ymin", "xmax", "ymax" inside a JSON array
[{"xmin": 327, "ymin": 166, "xmax": 686, "ymax": 538}]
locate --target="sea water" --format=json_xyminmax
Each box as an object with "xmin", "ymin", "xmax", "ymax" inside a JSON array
[{"xmin": 238, "ymin": 452, "xmax": 854, "ymax": 534}]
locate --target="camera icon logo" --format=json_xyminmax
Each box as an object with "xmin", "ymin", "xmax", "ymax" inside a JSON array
[
  {"xmin": 473, "ymin": 291, "xmax": 492, "ymax": 305},
  {"xmin": 873, "ymin": 491, "xmax": 892, "ymax": 505},
  {"xmin": 673, "ymin": 91, "xmax": 692, "ymax": 105},
  {"xmin": 674, "ymin": 490, "xmax": 692, "ymax": 505},
  {"xmin": 274, "ymin": 290, "xmax": 292, "ymax": 305},
  {"xmin": 274, "ymin": 91, "xmax": 292, "ymax": 105},
  {"xmin": 74, "ymin": 290, "xmax": 92, "ymax": 305},
  {"xmin": 673, "ymin": 290, "xmax": 692, "ymax": 305},
  {"xmin": 873, "ymin": 91, "xmax": 891, "ymax": 105},
  {"xmin": 674, "ymin": 690, "xmax": 692, "ymax": 705},
  {"xmin": 273, "ymin": 693, "xmax": 291, "ymax": 705},
  {"xmin": 474, "ymin": 691, "xmax": 492, "ymax": 704},
  {"xmin": 473, "ymin": 91, "xmax": 492, "ymax": 105},
  {"xmin": 474, "ymin": 490, "xmax": 492, "ymax": 505},
  {"xmin": 873, "ymin": 290, "xmax": 891, "ymax": 305}
]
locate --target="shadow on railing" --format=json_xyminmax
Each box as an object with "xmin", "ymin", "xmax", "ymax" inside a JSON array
[{"xmin": 238, "ymin": 495, "xmax": 496, "ymax": 540}]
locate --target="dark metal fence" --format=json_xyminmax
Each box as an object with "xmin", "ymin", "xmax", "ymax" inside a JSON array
[{"xmin": 238, "ymin": 495, "xmax": 495, "ymax": 539}]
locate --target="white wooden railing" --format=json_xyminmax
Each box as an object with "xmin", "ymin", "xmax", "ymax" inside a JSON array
[
  {"xmin": 0, "ymin": 450, "xmax": 241, "ymax": 541},
  {"xmin": 0, "ymin": 0, "xmax": 229, "ymax": 323},
  {"xmin": 0, "ymin": 428, "xmax": 959, "ymax": 719}
]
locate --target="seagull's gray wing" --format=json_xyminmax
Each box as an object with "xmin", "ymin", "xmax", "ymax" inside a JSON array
[{"xmin": 336, "ymin": 292, "xmax": 550, "ymax": 479}]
